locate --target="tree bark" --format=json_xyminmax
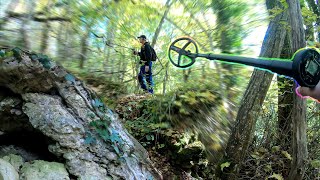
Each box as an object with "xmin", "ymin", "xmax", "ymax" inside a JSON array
[
  {"xmin": 277, "ymin": 33, "xmax": 293, "ymax": 149},
  {"xmin": 0, "ymin": 48, "xmax": 161, "ymax": 179},
  {"xmin": 218, "ymin": 0, "xmax": 288, "ymax": 178},
  {"xmin": 287, "ymin": 0, "xmax": 308, "ymax": 179}
]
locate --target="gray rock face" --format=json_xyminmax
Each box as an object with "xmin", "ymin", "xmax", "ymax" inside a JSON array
[
  {"xmin": 0, "ymin": 158, "xmax": 19, "ymax": 180},
  {"xmin": 20, "ymin": 160, "xmax": 69, "ymax": 180},
  {"xmin": 0, "ymin": 49, "xmax": 161, "ymax": 179},
  {"xmin": 2, "ymin": 154, "xmax": 24, "ymax": 172}
]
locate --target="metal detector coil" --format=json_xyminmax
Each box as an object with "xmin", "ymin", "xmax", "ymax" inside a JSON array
[{"xmin": 168, "ymin": 37, "xmax": 320, "ymax": 88}]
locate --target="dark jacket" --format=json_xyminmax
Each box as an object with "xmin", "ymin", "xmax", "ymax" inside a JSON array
[{"xmin": 138, "ymin": 42, "xmax": 152, "ymax": 65}]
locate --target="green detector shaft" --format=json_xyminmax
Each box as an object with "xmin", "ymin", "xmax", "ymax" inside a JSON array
[{"xmin": 168, "ymin": 37, "xmax": 320, "ymax": 88}]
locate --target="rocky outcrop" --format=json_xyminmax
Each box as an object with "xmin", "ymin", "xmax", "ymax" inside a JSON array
[
  {"xmin": 0, "ymin": 158, "xmax": 19, "ymax": 180},
  {"xmin": 2, "ymin": 154, "xmax": 24, "ymax": 172},
  {"xmin": 20, "ymin": 160, "xmax": 69, "ymax": 180},
  {"xmin": 0, "ymin": 48, "xmax": 161, "ymax": 179}
]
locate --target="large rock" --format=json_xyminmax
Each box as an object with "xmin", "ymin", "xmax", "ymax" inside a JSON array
[
  {"xmin": 0, "ymin": 48, "xmax": 161, "ymax": 179},
  {"xmin": 20, "ymin": 160, "xmax": 69, "ymax": 180},
  {"xmin": 2, "ymin": 154, "xmax": 24, "ymax": 172},
  {"xmin": 0, "ymin": 158, "xmax": 19, "ymax": 180}
]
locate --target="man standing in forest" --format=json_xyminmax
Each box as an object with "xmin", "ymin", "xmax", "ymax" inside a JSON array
[{"xmin": 133, "ymin": 35, "xmax": 154, "ymax": 94}]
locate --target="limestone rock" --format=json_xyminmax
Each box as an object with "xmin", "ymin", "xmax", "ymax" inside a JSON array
[
  {"xmin": 0, "ymin": 49, "xmax": 161, "ymax": 180},
  {"xmin": 2, "ymin": 154, "xmax": 24, "ymax": 172},
  {"xmin": 0, "ymin": 158, "xmax": 19, "ymax": 180},
  {"xmin": 20, "ymin": 160, "xmax": 69, "ymax": 180}
]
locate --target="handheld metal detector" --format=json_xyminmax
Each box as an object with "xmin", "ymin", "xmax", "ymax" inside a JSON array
[{"xmin": 168, "ymin": 37, "xmax": 320, "ymax": 88}]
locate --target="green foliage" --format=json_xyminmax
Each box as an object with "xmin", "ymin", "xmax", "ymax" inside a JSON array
[
  {"xmin": 269, "ymin": 173, "xmax": 284, "ymax": 180},
  {"xmin": 84, "ymin": 97, "xmax": 127, "ymax": 158},
  {"xmin": 64, "ymin": 74, "xmax": 76, "ymax": 83},
  {"xmin": 71, "ymin": 72, "xmax": 127, "ymax": 108},
  {"xmin": 93, "ymin": 98, "xmax": 104, "ymax": 108},
  {"xmin": 301, "ymin": 6, "xmax": 318, "ymax": 26},
  {"xmin": 30, "ymin": 53, "xmax": 52, "ymax": 69},
  {"xmin": 310, "ymin": 160, "xmax": 320, "ymax": 168},
  {"xmin": 220, "ymin": 161, "xmax": 231, "ymax": 171},
  {"xmin": 124, "ymin": 96, "xmax": 171, "ymax": 147},
  {"xmin": 0, "ymin": 50, "xmax": 5, "ymax": 57}
]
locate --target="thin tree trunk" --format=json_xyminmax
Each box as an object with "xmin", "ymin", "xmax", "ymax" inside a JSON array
[
  {"xmin": 218, "ymin": 0, "xmax": 288, "ymax": 178},
  {"xmin": 18, "ymin": 0, "xmax": 34, "ymax": 50},
  {"xmin": 287, "ymin": 0, "xmax": 308, "ymax": 179},
  {"xmin": 79, "ymin": 25, "xmax": 90, "ymax": 69},
  {"xmin": 151, "ymin": 0, "xmax": 172, "ymax": 47},
  {"xmin": 40, "ymin": 22, "xmax": 50, "ymax": 54},
  {"xmin": 162, "ymin": 62, "xmax": 169, "ymax": 95},
  {"xmin": 56, "ymin": 22, "xmax": 65, "ymax": 62},
  {"xmin": 183, "ymin": 69, "xmax": 191, "ymax": 83},
  {"xmin": 277, "ymin": 33, "xmax": 293, "ymax": 149},
  {"xmin": 19, "ymin": 20, "xmax": 30, "ymax": 49}
]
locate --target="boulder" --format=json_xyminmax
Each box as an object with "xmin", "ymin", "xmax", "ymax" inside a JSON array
[
  {"xmin": 2, "ymin": 154, "xmax": 24, "ymax": 172},
  {"xmin": 0, "ymin": 48, "xmax": 161, "ymax": 179},
  {"xmin": 0, "ymin": 158, "xmax": 19, "ymax": 180},
  {"xmin": 20, "ymin": 160, "xmax": 69, "ymax": 180}
]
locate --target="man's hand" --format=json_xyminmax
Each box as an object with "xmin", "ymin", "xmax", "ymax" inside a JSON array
[
  {"xmin": 296, "ymin": 81, "xmax": 320, "ymax": 102},
  {"xmin": 145, "ymin": 65, "xmax": 150, "ymax": 72}
]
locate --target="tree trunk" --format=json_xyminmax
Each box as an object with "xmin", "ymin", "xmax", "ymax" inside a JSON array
[
  {"xmin": 277, "ymin": 33, "xmax": 293, "ymax": 149},
  {"xmin": 0, "ymin": 48, "xmax": 161, "ymax": 179},
  {"xmin": 79, "ymin": 25, "xmax": 90, "ymax": 69},
  {"xmin": 287, "ymin": 0, "xmax": 308, "ymax": 179},
  {"xmin": 183, "ymin": 69, "xmax": 191, "ymax": 83},
  {"xmin": 218, "ymin": 0, "xmax": 288, "ymax": 178},
  {"xmin": 40, "ymin": 22, "xmax": 50, "ymax": 54},
  {"xmin": 19, "ymin": 20, "xmax": 30, "ymax": 49},
  {"xmin": 162, "ymin": 62, "xmax": 169, "ymax": 95},
  {"xmin": 151, "ymin": 0, "xmax": 172, "ymax": 47}
]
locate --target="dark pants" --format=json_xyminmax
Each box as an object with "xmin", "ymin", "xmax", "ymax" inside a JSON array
[{"xmin": 138, "ymin": 62, "xmax": 153, "ymax": 93}]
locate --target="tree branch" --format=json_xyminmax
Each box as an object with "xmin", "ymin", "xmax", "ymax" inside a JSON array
[{"xmin": 6, "ymin": 11, "xmax": 71, "ymax": 22}]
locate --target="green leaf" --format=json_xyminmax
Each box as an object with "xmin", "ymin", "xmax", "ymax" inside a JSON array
[
  {"xmin": 65, "ymin": 74, "xmax": 76, "ymax": 83},
  {"xmin": 174, "ymin": 101, "xmax": 182, "ymax": 107},
  {"xmin": 158, "ymin": 144, "xmax": 165, "ymax": 148},
  {"xmin": 220, "ymin": 162, "xmax": 231, "ymax": 171},
  {"xmin": 311, "ymin": 160, "xmax": 320, "ymax": 168},
  {"xmin": 0, "ymin": 50, "xmax": 5, "ymax": 57},
  {"xmin": 271, "ymin": 146, "xmax": 280, "ymax": 152},
  {"xmin": 12, "ymin": 47, "xmax": 22, "ymax": 60},
  {"xmin": 93, "ymin": 98, "xmax": 104, "ymax": 108},
  {"xmin": 30, "ymin": 54, "xmax": 38, "ymax": 61},
  {"xmin": 111, "ymin": 144, "xmax": 120, "ymax": 155},
  {"xmin": 281, "ymin": 151, "xmax": 292, "ymax": 160},
  {"xmin": 84, "ymin": 131, "xmax": 96, "ymax": 144},
  {"xmin": 110, "ymin": 129, "xmax": 121, "ymax": 143},
  {"xmin": 269, "ymin": 173, "xmax": 284, "ymax": 180},
  {"xmin": 146, "ymin": 135, "xmax": 154, "ymax": 141},
  {"xmin": 87, "ymin": 112, "xmax": 95, "ymax": 119},
  {"xmin": 84, "ymin": 136, "xmax": 95, "ymax": 144},
  {"xmin": 5, "ymin": 51, "xmax": 13, "ymax": 57}
]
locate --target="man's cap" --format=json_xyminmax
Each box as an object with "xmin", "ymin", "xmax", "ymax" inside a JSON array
[{"xmin": 137, "ymin": 35, "xmax": 147, "ymax": 39}]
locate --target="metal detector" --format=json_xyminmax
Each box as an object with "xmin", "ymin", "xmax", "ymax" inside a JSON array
[{"xmin": 168, "ymin": 37, "xmax": 320, "ymax": 88}]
